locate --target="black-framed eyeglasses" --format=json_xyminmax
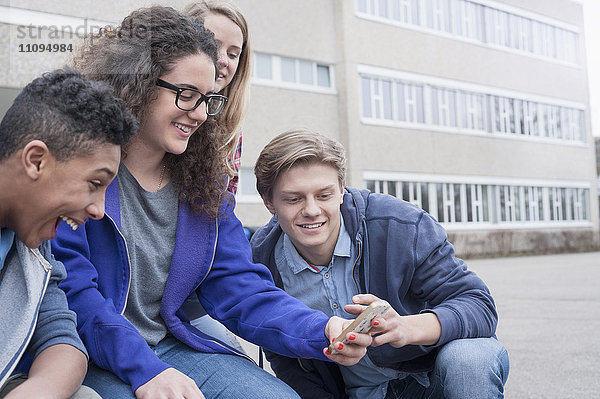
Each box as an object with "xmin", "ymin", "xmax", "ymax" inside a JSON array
[{"xmin": 156, "ymin": 79, "xmax": 228, "ymax": 116}]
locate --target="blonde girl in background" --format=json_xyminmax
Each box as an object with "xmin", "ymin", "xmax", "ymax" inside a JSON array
[{"xmin": 186, "ymin": 0, "xmax": 251, "ymax": 195}]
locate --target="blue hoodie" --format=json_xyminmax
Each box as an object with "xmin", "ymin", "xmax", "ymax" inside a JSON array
[
  {"xmin": 251, "ymin": 187, "xmax": 498, "ymax": 397},
  {"xmin": 51, "ymin": 179, "xmax": 331, "ymax": 393}
]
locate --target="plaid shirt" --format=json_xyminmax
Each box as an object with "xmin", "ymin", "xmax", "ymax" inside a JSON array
[{"xmin": 227, "ymin": 133, "xmax": 243, "ymax": 194}]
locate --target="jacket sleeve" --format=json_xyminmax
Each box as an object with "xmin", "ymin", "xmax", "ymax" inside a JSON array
[
  {"xmin": 51, "ymin": 222, "xmax": 170, "ymax": 393},
  {"xmin": 264, "ymin": 349, "xmax": 347, "ymax": 399},
  {"xmin": 196, "ymin": 210, "xmax": 331, "ymax": 360},
  {"xmin": 26, "ymin": 242, "xmax": 87, "ymax": 360},
  {"xmin": 411, "ymin": 212, "xmax": 498, "ymax": 346}
]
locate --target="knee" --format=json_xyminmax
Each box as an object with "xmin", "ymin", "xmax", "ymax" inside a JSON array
[
  {"xmin": 244, "ymin": 379, "xmax": 300, "ymax": 399},
  {"xmin": 436, "ymin": 338, "xmax": 509, "ymax": 383},
  {"xmin": 70, "ymin": 385, "xmax": 103, "ymax": 399},
  {"xmin": 226, "ymin": 383, "xmax": 299, "ymax": 399}
]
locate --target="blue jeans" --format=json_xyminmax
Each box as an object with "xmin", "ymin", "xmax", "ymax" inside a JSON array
[
  {"xmin": 83, "ymin": 336, "xmax": 299, "ymax": 399},
  {"xmin": 385, "ymin": 338, "xmax": 509, "ymax": 399}
]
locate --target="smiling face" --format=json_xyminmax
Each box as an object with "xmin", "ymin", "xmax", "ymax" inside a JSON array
[
  {"xmin": 203, "ymin": 12, "xmax": 243, "ymax": 92},
  {"xmin": 263, "ymin": 163, "xmax": 345, "ymax": 266},
  {"xmin": 139, "ymin": 53, "xmax": 216, "ymax": 155},
  {"xmin": 13, "ymin": 142, "xmax": 121, "ymax": 248}
]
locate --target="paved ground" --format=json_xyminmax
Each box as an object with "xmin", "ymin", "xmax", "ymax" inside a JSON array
[
  {"xmin": 468, "ymin": 251, "xmax": 600, "ymax": 398},
  {"xmin": 240, "ymin": 251, "xmax": 600, "ymax": 398}
]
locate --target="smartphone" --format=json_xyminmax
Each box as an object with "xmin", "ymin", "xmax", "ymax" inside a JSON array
[{"xmin": 328, "ymin": 299, "xmax": 391, "ymax": 354}]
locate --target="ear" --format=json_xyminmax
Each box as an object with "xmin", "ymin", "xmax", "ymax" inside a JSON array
[
  {"xmin": 261, "ymin": 194, "xmax": 276, "ymax": 215},
  {"xmin": 339, "ymin": 180, "xmax": 346, "ymax": 204},
  {"xmin": 21, "ymin": 140, "xmax": 51, "ymax": 180}
]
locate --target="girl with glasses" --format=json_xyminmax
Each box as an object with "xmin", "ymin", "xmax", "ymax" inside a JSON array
[{"xmin": 52, "ymin": 6, "xmax": 371, "ymax": 399}]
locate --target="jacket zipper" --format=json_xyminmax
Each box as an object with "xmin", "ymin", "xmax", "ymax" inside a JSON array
[
  {"xmin": 194, "ymin": 218, "xmax": 218, "ymax": 289},
  {"xmin": 189, "ymin": 219, "xmax": 256, "ymax": 364},
  {"xmin": 1, "ymin": 248, "xmax": 52, "ymax": 387},
  {"xmin": 351, "ymin": 240, "xmax": 362, "ymax": 294},
  {"xmin": 104, "ymin": 214, "xmax": 133, "ymax": 314},
  {"xmin": 189, "ymin": 328, "xmax": 256, "ymax": 365}
]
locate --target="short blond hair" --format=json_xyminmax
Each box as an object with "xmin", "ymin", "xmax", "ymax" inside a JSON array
[{"xmin": 254, "ymin": 129, "xmax": 346, "ymax": 201}]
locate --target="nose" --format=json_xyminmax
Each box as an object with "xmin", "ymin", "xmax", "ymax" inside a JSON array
[
  {"xmin": 187, "ymin": 102, "xmax": 208, "ymax": 125},
  {"xmin": 217, "ymin": 49, "xmax": 228, "ymax": 69},
  {"xmin": 302, "ymin": 197, "xmax": 322, "ymax": 217},
  {"xmin": 87, "ymin": 195, "xmax": 106, "ymax": 221}
]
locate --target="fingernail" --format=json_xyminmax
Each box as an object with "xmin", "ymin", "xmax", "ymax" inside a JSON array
[
  {"xmin": 348, "ymin": 333, "xmax": 356, "ymax": 341},
  {"xmin": 337, "ymin": 343, "xmax": 344, "ymax": 350},
  {"xmin": 372, "ymin": 320, "xmax": 380, "ymax": 326},
  {"xmin": 325, "ymin": 348, "xmax": 331, "ymax": 355}
]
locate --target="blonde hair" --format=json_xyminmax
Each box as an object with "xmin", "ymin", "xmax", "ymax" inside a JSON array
[
  {"xmin": 184, "ymin": 1, "xmax": 251, "ymax": 177},
  {"xmin": 254, "ymin": 129, "xmax": 346, "ymax": 202}
]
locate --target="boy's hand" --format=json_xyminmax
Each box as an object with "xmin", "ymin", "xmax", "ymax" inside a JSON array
[{"xmin": 346, "ymin": 294, "xmax": 441, "ymax": 348}]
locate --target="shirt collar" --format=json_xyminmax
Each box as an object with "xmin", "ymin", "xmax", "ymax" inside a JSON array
[{"xmin": 282, "ymin": 213, "xmax": 351, "ymax": 274}]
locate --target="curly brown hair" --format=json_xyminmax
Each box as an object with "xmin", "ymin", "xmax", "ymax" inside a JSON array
[{"xmin": 72, "ymin": 6, "xmax": 229, "ymax": 217}]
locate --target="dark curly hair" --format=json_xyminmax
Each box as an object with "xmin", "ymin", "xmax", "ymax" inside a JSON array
[
  {"xmin": 0, "ymin": 68, "xmax": 137, "ymax": 161},
  {"xmin": 72, "ymin": 6, "xmax": 228, "ymax": 217}
]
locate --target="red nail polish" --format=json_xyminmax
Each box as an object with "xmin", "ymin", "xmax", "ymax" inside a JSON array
[
  {"xmin": 337, "ymin": 343, "xmax": 344, "ymax": 350},
  {"xmin": 348, "ymin": 333, "xmax": 356, "ymax": 341},
  {"xmin": 325, "ymin": 348, "xmax": 331, "ymax": 355},
  {"xmin": 372, "ymin": 320, "xmax": 380, "ymax": 326}
]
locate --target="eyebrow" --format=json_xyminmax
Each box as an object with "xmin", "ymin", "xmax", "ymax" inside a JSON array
[
  {"xmin": 280, "ymin": 185, "xmax": 338, "ymax": 195},
  {"xmin": 176, "ymin": 83, "xmax": 200, "ymax": 90},
  {"xmin": 96, "ymin": 167, "xmax": 116, "ymax": 178}
]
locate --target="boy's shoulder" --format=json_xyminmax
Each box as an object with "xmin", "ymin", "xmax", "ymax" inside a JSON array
[{"xmin": 346, "ymin": 187, "xmax": 426, "ymax": 225}]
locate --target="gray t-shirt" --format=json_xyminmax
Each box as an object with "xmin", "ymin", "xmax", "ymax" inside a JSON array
[{"xmin": 117, "ymin": 164, "xmax": 178, "ymax": 345}]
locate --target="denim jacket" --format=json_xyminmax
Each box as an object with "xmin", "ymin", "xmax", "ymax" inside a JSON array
[{"xmin": 251, "ymin": 187, "xmax": 498, "ymax": 398}]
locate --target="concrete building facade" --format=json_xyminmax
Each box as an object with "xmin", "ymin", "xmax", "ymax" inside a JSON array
[{"xmin": 1, "ymin": 0, "xmax": 597, "ymax": 257}]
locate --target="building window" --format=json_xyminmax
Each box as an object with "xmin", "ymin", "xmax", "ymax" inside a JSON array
[
  {"xmin": 524, "ymin": 186, "xmax": 543, "ymax": 221},
  {"xmin": 359, "ymin": 68, "xmax": 585, "ymax": 143},
  {"xmin": 432, "ymin": 87, "xmax": 457, "ymax": 127},
  {"xmin": 254, "ymin": 53, "xmax": 273, "ymax": 80},
  {"xmin": 253, "ymin": 52, "xmax": 334, "ymax": 92},
  {"xmin": 365, "ymin": 175, "xmax": 591, "ymax": 228},
  {"xmin": 466, "ymin": 184, "xmax": 489, "ymax": 222},
  {"xmin": 356, "ymin": 0, "xmax": 578, "ymax": 64},
  {"xmin": 521, "ymin": 101, "xmax": 538, "ymax": 136},
  {"xmin": 361, "ymin": 76, "xmax": 425, "ymax": 123},
  {"xmin": 396, "ymin": 81, "xmax": 425, "ymax": 123},
  {"xmin": 236, "ymin": 168, "xmax": 262, "ymax": 202},
  {"xmin": 460, "ymin": 92, "xmax": 485, "ymax": 131}
]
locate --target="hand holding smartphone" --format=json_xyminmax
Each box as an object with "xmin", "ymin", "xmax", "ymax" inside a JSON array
[{"xmin": 328, "ymin": 299, "xmax": 391, "ymax": 354}]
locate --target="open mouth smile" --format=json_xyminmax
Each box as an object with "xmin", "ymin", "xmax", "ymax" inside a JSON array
[
  {"xmin": 298, "ymin": 222, "xmax": 325, "ymax": 229},
  {"xmin": 60, "ymin": 215, "xmax": 80, "ymax": 230},
  {"xmin": 174, "ymin": 122, "xmax": 193, "ymax": 134}
]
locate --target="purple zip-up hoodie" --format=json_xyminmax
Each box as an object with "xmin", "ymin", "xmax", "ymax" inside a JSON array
[{"xmin": 51, "ymin": 179, "xmax": 330, "ymax": 393}]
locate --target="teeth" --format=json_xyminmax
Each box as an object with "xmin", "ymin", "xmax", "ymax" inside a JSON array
[
  {"xmin": 300, "ymin": 223, "xmax": 324, "ymax": 229},
  {"xmin": 60, "ymin": 215, "xmax": 79, "ymax": 231},
  {"xmin": 174, "ymin": 123, "xmax": 192, "ymax": 133}
]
